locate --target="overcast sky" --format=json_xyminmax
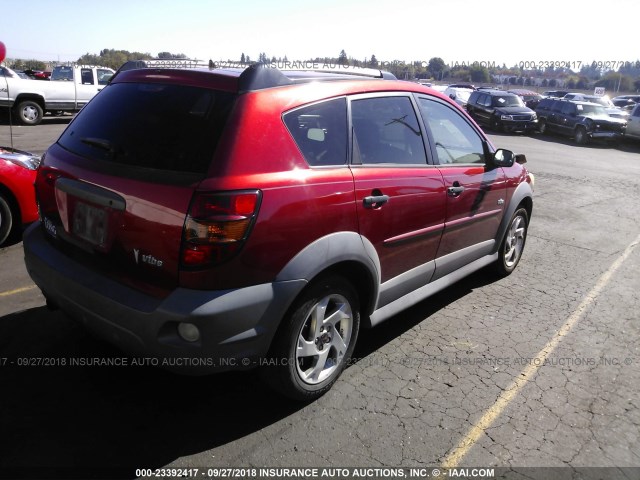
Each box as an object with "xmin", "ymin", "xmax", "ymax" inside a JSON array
[{"xmin": 2, "ymin": 0, "xmax": 639, "ymax": 69}]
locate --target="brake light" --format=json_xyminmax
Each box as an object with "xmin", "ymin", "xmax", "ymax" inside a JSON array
[{"xmin": 181, "ymin": 190, "xmax": 261, "ymax": 267}]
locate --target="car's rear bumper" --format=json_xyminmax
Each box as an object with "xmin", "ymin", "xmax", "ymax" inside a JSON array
[{"xmin": 23, "ymin": 223, "xmax": 306, "ymax": 374}]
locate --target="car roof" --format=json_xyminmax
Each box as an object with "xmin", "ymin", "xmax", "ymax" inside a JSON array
[
  {"xmin": 509, "ymin": 89, "xmax": 539, "ymax": 95},
  {"xmin": 483, "ymin": 90, "xmax": 518, "ymax": 96},
  {"xmin": 568, "ymin": 100, "xmax": 602, "ymax": 106},
  {"xmin": 445, "ymin": 86, "xmax": 474, "ymax": 92},
  {"xmin": 108, "ymin": 61, "xmax": 458, "ymax": 112}
]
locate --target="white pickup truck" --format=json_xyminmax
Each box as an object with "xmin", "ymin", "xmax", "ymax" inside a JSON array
[{"xmin": 0, "ymin": 64, "xmax": 114, "ymax": 125}]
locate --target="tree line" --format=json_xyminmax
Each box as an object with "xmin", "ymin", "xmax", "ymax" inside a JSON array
[{"xmin": 5, "ymin": 48, "xmax": 640, "ymax": 92}]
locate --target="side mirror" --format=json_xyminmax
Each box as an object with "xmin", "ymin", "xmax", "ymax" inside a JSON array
[
  {"xmin": 449, "ymin": 93, "xmax": 456, "ymax": 100},
  {"xmin": 492, "ymin": 148, "xmax": 515, "ymax": 167}
]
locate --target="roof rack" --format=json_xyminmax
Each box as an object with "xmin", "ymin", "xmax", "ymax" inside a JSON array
[
  {"xmin": 110, "ymin": 60, "xmax": 397, "ymax": 92},
  {"xmin": 237, "ymin": 64, "xmax": 397, "ymax": 92}
]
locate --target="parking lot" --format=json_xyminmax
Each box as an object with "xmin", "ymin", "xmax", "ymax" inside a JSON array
[{"xmin": 1, "ymin": 117, "xmax": 640, "ymax": 479}]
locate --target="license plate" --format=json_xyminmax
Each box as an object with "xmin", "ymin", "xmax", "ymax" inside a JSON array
[{"xmin": 72, "ymin": 201, "xmax": 107, "ymax": 246}]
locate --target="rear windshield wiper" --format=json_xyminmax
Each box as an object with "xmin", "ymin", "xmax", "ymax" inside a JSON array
[{"xmin": 81, "ymin": 137, "xmax": 124, "ymax": 157}]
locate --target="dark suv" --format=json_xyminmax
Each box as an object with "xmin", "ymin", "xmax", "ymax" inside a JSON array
[
  {"xmin": 535, "ymin": 98, "xmax": 627, "ymax": 144},
  {"xmin": 466, "ymin": 90, "xmax": 538, "ymax": 132},
  {"xmin": 23, "ymin": 62, "xmax": 534, "ymax": 400}
]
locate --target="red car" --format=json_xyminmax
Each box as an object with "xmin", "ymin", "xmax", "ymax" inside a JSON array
[
  {"xmin": 24, "ymin": 62, "xmax": 533, "ymax": 400},
  {"xmin": 0, "ymin": 147, "xmax": 40, "ymax": 245},
  {"xmin": 24, "ymin": 69, "xmax": 51, "ymax": 80}
]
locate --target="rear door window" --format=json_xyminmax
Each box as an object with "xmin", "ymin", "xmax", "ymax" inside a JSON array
[
  {"xmin": 351, "ymin": 96, "xmax": 427, "ymax": 165},
  {"xmin": 561, "ymin": 103, "xmax": 576, "ymax": 115},
  {"xmin": 80, "ymin": 68, "xmax": 94, "ymax": 85},
  {"xmin": 58, "ymin": 83, "xmax": 236, "ymax": 175}
]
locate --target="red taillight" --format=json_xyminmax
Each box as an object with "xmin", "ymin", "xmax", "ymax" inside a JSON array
[{"xmin": 181, "ymin": 190, "xmax": 261, "ymax": 267}]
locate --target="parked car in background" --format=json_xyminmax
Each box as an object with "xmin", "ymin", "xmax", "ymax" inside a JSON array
[
  {"xmin": 0, "ymin": 66, "xmax": 27, "ymax": 80},
  {"xmin": 562, "ymin": 93, "xmax": 629, "ymax": 119},
  {"xmin": 444, "ymin": 86, "xmax": 474, "ymax": 107},
  {"xmin": 542, "ymin": 90, "xmax": 569, "ymax": 98},
  {"xmin": 624, "ymin": 103, "xmax": 640, "ymax": 141},
  {"xmin": 613, "ymin": 98, "xmax": 637, "ymax": 111},
  {"xmin": 466, "ymin": 90, "xmax": 538, "ymax": 133},
  {"xmin": 612, "ymin": 95, "xmax": 640, "ymax": 107},
  {"xmin": 23, "ymin": 61, "xmax": 533, "ymax": 401},
  {"xmin": 0, "ymin": 147, "xmax": 41, "ymax": 245},
  {"xmin": 430, "ymin": 85, "xmax": 448, "ymax": 93},
  {"xmin": 508, "ymin": 89, "xmax": 543, "ymax": 109},
  {"xmin": 447, "ymin": 83, "xmax": 476, "ymax": 90},
  {"xmin": 0, "ymin": 64, "xmax": 115, "ymax": 125},
  {"xmin": 24, "ymin": 69, "xmax": 51, "ymax": 80},
  {"xmin": 535, "ymin": 98, "xmax": 626, "ymax": 145}
]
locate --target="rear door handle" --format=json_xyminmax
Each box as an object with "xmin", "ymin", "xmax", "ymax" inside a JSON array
[{"xmin": 363, "ymin": 195, "xmax": 390, "ymax": 208}]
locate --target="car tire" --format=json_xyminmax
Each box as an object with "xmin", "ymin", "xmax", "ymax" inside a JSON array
[
  {"xmin": 538, "ymin": 120, "xmax": 547, "ymax": 134},
  {"xmin": 491, "ymin": 116, "xmax": 501, "ymax": 131},
  {"xmin": 574, "ymin": 126, "xmax": 588, "ymax": 145},
  {"xmin": 493, "ymin": 207, "xmax": 528, "ymax": 277},
  {"xmin": 15, "ymin": 100, "xmax": 44, "ymax": 126},
  {"xmin": 260, "ymin": 275, "xmax": 360, "ymax": 401},
  {"xmin": 0, "ymin": 194, "xmax": 15, "ymax": 246}
]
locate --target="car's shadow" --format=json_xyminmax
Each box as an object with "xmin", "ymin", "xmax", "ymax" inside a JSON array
[{"xmin": 0, "ymin": 268, "xmax": 495, "ymax": 478}]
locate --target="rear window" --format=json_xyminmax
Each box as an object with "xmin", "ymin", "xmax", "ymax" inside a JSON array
[
  {"xmin": 51, "ymin": 66, "xmax": 74, "ymax": 81},
  {"xmin": 58, "ymin": 83, "xmax": 236, "ymax": 175},
  {"xmin": 283, "ymin": 98, "xmax": 347, "ymax": 166}
]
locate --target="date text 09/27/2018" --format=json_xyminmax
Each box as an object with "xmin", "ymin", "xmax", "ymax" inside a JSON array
[{"xmin": 447, "ymin": 60, "xmax": 640, "ymax": 70}]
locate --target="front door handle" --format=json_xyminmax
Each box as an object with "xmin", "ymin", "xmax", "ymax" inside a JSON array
[
  {"xmin": 447, "ymin": 184, "xmax": 465, "ymax": 197},
  {"xmin": 363, "ymin": 195, "xmax": 390, "ymax": 209}
]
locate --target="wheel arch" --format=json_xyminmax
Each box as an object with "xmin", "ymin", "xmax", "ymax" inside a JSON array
[
  {"xmin": 492, "ymin": 182, "xmax": 533, "ymax": 255},
  {"xmin": 275, "ymin": 231, "xmax": 381, "ymax": 322},
  {"xmin": 14, "ymin": 94, "xmax": 45, "ymax": 110}
]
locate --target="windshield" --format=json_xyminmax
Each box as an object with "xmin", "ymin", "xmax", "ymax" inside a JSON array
[
  {"xmin": 493, "ymin": 95, "xmax": 524, "ymax": 107},
  {"xmin": 576, "ymin": 104, "xmax": 606, "ymax": 116}
]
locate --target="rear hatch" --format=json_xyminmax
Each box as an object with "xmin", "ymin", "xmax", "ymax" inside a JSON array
[{"xmin": 36, "ymin": 76, "xmax": 237, "ymax": 297}]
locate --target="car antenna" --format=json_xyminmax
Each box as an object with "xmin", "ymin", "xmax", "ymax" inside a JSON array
[{"xmin": 0, "ymin": 40, "xmax": 14, "ymax": 150}]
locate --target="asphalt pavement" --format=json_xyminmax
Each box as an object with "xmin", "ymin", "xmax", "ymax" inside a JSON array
[{"xmin": 1, "ymin": 118, "xmax": 639, "ymax": 480}]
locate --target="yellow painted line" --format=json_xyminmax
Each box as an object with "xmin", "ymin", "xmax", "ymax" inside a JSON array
[
  {"xmin": 0, "ymin": 285, "xmax": 37, "ymax": 297},
  {"xmin": 442, "ymin": 232, "xmax": 640, "ymax": 469}
]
